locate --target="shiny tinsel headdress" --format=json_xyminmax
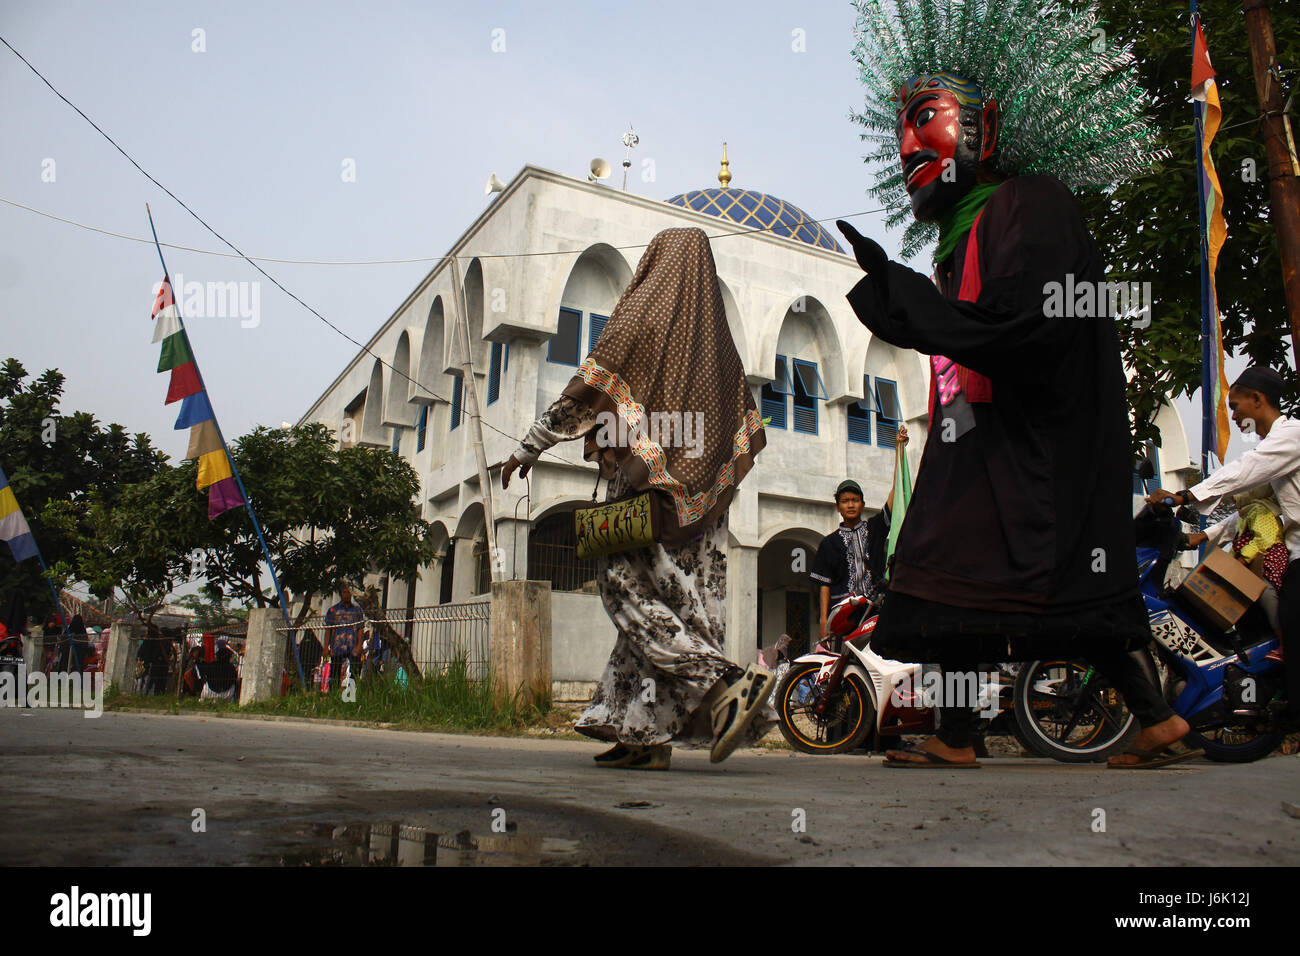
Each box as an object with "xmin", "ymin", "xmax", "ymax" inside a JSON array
[{"xmin": 850, "ymin": 0, "xmax": 1168, "ymax": 259}]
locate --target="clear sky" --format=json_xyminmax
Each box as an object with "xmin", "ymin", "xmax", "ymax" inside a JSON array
[{"xmin": 0, "ymin": 0, "xmax": 1264, "ymax": 470}]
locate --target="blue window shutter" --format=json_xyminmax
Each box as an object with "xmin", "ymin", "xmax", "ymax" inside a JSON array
[
  {"xmin": 589, "ymin": 314, "xmax": 608, "ymax": 352},
  {"xmin": 847, "ymin": 376, "xmax": 871, "ymax": 445},
  {"xmin": 791, "ymin": 358, "xmax": 820, "ymax": 435},
  {"xmin": 391, "ymin": 428, "xmax": 400, "ymax": 454},
  {"xmin": 487, "ymin": 342, "xmax": 503, "ymax": 405},
  {"xmin": 847, "ymin": 414, "xmax": 869, "ymax": 444},
  {"xmin": 416, "ymin": 406, "xmax": 428, "ymax": 452},
  {"xmin": 761, "ymin": 390, "xmax": 786, "ymax": 429},
  {"xmin": 450, "ymin": 374, "xmax": 463, "ymax": 431},
  {"xmin": 762, "ymin": 355, "xmax": 790, "ymax": 428},
  {"xmin": 549, "ymin": 308, "xmax": 582, "ymax": 365},
  {"xmin": 874, "ymin": 378, "xmax": 899, "ymax": 448},
  {"xmin": 770, "ymin": 355, "xmax": 793, "ymax": 395},
  {"xmin": 794, "ymin": 404, "xmax": 817, "ymax": 435}
]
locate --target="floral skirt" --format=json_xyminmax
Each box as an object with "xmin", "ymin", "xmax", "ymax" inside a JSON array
[{"xmin": 574, "ymin": 497, "xmax": 775, "ymax": 748}]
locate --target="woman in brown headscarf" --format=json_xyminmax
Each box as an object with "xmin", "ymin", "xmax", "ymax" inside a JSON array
[{"xmin": 502, "ymin": 227, "xmax": 772, "ymax": 770}]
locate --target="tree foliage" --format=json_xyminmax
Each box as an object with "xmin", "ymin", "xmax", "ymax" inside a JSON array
[
  {"xmin": 175, "ymin": 591, "xmax": 249, "ymax": 630},
  {"xmin": 196, "ymin": 422, "xmax": 438, "ymax": 615},
  {"xmin": 1078, "ymin": 1, "xmax": 1300, "ymax": 450},
  {"xmin": 76, "ymin": 421, "xmax": 438, "ymax": 634},
  {"xmin": 0, "ymin": 358, "xmax": 167, "ymax": 619}
]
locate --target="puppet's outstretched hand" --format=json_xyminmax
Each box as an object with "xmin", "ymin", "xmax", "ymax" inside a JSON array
[
  {"xmin": 839, "ymin": 220, "xmax": 911, "ymax": 345},
  {"xmin": 837, "ymin": 220, "xmax": 891, "ymax": 300}
]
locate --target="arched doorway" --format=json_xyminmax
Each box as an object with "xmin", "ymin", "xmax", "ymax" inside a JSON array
[
  {"xmin": 757, "ymin": 528, "xmax": 824, "ymax": 657},
  {"xmin": 528, "ymin": 506, "xmax": 600, "ymax": 593}
]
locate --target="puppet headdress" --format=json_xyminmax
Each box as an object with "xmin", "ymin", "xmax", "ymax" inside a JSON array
[{"xmin": 850, "ymin": 0, "xmax": 1168, "ymax": 259}]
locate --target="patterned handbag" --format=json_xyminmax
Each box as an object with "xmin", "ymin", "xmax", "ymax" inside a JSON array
[{"xmin": 574, "ymin": 472, "xmax": 658, "ymax": 560}]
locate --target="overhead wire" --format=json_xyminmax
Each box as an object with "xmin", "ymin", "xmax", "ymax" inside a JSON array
[{"xmin": 0, "ymin": 31, "xmax": 889, "ymax": 469}]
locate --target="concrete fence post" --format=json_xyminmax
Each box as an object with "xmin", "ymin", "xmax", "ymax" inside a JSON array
[
  {"xmin": 104, "ymin": 624, "xmax": 140, "ymax": 692},
  {"xmin": 239, "ymin": 608, "xmax": 285, "ymax": 705},
  {"xmin": 489, "ymin": 580, "xmax": 551, "ymax": 707}
]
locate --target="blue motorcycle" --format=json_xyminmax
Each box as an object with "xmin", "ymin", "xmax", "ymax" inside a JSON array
[{"xmin": 1012, "ymin": 499, "xmax": 1286, "ymax": 763}]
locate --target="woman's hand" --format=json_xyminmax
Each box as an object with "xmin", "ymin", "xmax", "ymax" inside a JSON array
[{"xmin": 501, "ymin": 454, "xmax": 531, "ymax": 489}]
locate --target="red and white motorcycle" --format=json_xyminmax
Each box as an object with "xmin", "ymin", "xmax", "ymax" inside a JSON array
[{"xmin": 773, "ymin": 594, "xmax": 1128, "ymax": 758}]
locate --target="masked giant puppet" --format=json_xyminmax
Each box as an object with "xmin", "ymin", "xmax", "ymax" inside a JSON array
[{"xmin": 838, "ymin": 0, "xmax": 1194, "ymax": 767}]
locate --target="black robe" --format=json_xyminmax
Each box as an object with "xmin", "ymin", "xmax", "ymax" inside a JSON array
[{"xmin": 846, "ymin": 175, "xmax": 1150, "ymax": 663}]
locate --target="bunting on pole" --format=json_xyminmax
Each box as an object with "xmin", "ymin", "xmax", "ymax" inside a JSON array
[
  {"xmin": 0, "ymin": 465, "xmax": 38, "ymax": 563},
  {"xmin": 144, "ymin": 206, "xmax": 305, "ymax": 688},
  {"xmin": 150, "ymin": 277, "xmax": 245, "ymax": 518},
  {"xmin": 1192, "ymin": 14, "xmax": 1231, "ymax": 466}
]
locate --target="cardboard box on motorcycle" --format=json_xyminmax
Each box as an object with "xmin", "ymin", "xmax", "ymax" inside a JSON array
[{"xmin": 1177, "ymin": 548, "xmax": 1268, "ymax": 631}]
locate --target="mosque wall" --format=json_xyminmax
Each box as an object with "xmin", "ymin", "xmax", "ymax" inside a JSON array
[{"xmin": 299, "ymin": 164, "xmax": 1197, "ymax": 682}]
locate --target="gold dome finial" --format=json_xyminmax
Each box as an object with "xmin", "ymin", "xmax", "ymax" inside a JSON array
[{"xmin": 718, "ymin": 141, "xmax": 731, "ymax": 189}]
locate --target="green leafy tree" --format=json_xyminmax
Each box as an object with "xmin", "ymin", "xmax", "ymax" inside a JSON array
[
  {"xmin": 75, "ymin": 422, "xmax": 437, "ymax": 679},
  {"xmin": 196, "ymin": 423, "xmax": 437, "ymax": 616},
  {"xmin": 175, "ymin": 590, "xmax": 249, "ymax": 630},
  {"xmin": 1077, "ymin": 1, "xmax": 1300, "ymax": 451},
  {"xmin": 0, "ymin": 358, "xmax": 166, "ymax": 620},
  {"xmin": 78, "ymin": 464, "xmax": 207, "ymax": 637},
  {"xmin": 194, "ymin": 423, "xmax": 437, "ymax": 681}
]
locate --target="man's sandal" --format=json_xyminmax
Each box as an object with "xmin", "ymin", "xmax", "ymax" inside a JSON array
[
  {"xmin": 709, "ymin": 664, "xmax": 773, "ymax": 764},
  {"xmin": 883, "ymin": 747, "xmax": 981, "ymax": 769},
  {"xmin": 1107, "ymin": 744, "xmax": 1204, "ymax": 769}
]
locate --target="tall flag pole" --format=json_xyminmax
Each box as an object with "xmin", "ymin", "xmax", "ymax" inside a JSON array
[
  {"xmin": 145, "ymin": 205, "xmax": 305, "ymax": 689},
  {"xmin": 1191, "ymin": 3, "xmax": 1231, "ymax": 476},
  {"xmin": 0, "ymin": 463, "xmax": 77, "ymax": 668}
]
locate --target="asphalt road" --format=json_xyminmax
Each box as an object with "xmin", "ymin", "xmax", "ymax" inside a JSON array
[{"xmin": 2, "ymin": 709, "xmax": 1298, "ymax": 866}]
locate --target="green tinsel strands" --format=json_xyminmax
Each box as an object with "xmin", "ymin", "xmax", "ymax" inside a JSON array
[
  {"xmin": 934, "ymin": 181, "xmax": 1000, "ymax": 264},
  {"xmin": 849, "ymin": 0, "xmax": 1169, "ymax": 260}
]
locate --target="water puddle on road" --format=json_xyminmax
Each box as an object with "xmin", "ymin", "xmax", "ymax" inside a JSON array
[{"xmin": 265, "ymin": 821, "xmax": 582, "ymax": 866}]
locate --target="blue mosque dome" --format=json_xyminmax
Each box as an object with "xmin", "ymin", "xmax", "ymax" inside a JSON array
[{"xmin": 664, "ymin": 144, "xmax": 843, "ymax": 253}]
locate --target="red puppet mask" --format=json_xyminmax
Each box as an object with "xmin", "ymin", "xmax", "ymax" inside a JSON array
[{"xmin": 895, "ymin": 72, "xmax": 999, "ymax": 223}]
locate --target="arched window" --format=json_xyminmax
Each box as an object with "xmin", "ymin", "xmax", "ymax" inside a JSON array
[
  {"xmin": 439, "ymin": 539, "xmax": 455, "ymax": 604},
  {"xmin": 473, "ymin": 536, "xmax": 491, "ymax": 595},
  {"xmin": 528, "ymin": 511, "xmax": 599, "ymax": 592}
]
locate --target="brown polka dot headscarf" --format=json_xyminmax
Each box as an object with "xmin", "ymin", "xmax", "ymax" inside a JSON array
[{"xmin": 561, "ymin": 227, "xmax": 766, "ymax": 544}]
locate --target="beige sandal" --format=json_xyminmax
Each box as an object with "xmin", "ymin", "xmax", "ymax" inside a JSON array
[{"xmin": 709, "ymin": 664, "xmax": 773, "ymax": 763}]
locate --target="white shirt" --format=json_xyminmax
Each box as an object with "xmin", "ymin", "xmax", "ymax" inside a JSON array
[{"xmin": 1190, "ymin": 416, "xmax": 1300, "ymax": 562}]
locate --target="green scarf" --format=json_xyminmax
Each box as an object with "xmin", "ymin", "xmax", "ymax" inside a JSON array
[{"xmin": 933, "ymin": 182, "xmax": 1000, "ymax": 264}]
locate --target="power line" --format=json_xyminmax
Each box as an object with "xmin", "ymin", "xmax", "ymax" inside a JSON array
[
  {"xmin": 0, "ymin": 194, "xmax": 882, "ymax": 265},
  {"xmin": 0, "ymin": 32, "xmax": 882, "ymax": 470}
]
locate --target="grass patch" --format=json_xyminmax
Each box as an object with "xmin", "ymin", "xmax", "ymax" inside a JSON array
[{"xmin": 105, "ymin": 658, "xmax": 552, "ymax": 735}]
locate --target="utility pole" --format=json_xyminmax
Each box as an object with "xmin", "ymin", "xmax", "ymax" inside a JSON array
[
  {"xmin": 448, "ymin": 255, "xmax": 500, "ymax": 585},
  {"xmin": 1242, "ymin": 0, "xmax": 1300, "ymax": 361}
]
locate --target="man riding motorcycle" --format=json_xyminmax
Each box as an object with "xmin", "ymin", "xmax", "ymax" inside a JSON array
[{"xmin": 1146, "ymin": 366, "xmax": 1300, "ymax": 731}]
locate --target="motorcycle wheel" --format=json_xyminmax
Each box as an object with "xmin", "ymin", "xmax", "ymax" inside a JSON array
[
  {"xmin": 776, "ymin": 662, "xmax": 874, "ymax": 755},
  {"xmin": 1189, "ymin": 726, "xmax": 1282, "ymax": 763},
  {"xmin": 1013, "ymin": 659, "xmax": 1139, "ymax": 762},
  {"xmin": 1158, "ymin": 652, "xmax": 1283, "ymax": 762}
]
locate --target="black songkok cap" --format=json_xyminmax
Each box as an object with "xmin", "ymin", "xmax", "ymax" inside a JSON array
[{"xmin": 1232, "ymin": 366, "xmax": 1284, "ymax": 408}]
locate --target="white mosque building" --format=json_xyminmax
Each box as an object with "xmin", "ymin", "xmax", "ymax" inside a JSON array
[{"xmin": 299, "ymin": 151, "xmax": 1198, "ymax": 690}]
